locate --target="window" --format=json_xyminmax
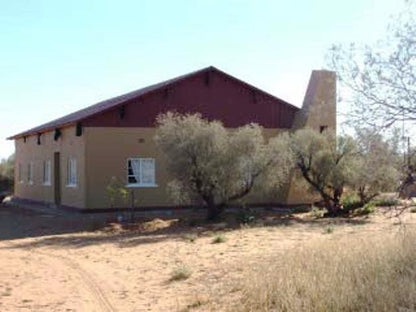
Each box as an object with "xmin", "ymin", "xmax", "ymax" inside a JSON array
[
  {"xmin": 27, "ymin": 162, "xmax": 33, "ymax": 185},
  {"xmin": 320, "ymin": 125, "xmax": 328, "ymax": 133},
  {"xmin": 127, "ymin": 158, "xmax": 156, "ymax": 187},
  {"xmin": 67, "ymin": 158, "xmax": 77, "ymax": 187},
  {"xmin": 18, "ymin": 163, "xmax": 23, "ymax": 183},
  {"xmin": 43, "ymin": 160, "xmax": 51, "ymax": 185}
]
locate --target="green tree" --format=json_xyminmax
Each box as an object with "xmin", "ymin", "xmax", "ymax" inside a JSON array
[
  {"xmin": 0, "ymin": 154, "xmax": 14, "ymax": 192},
  {"xmin": 352, "ymin": 128, "xmax": 401, "ymax": 205},
  {"xmin": 289, "ymin": 129, "xmax": 358, "ymax": 215},
  {"xmin": 155, "ymin": 112, "xmax": 293, "ymax": 220}
]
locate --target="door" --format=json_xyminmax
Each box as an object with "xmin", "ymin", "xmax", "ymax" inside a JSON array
[{"xmin": 54, "ymin": 152, "xmax": 61, "ymax": 205}]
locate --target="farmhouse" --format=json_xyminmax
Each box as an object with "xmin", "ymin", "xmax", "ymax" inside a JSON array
[{"xmin": 8, "ymin": 66, "xmax": 336, "ymax": 211}]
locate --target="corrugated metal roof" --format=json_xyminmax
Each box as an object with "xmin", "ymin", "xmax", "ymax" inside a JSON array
[{"xmin": 8, "ymin": 66, "xmax": 298, "ymax": 139}]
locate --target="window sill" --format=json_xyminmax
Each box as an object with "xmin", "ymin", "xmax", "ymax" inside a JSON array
[
  {"xmin": 126, "ymin": 183, "xmax": 158, "ymax": 188},
  {"xmin": 43, "ymin": 183, "xmax": 51, "ymax": 186},
  {"xmin": 66, "ymin": 184, "xmax": 78, "ymax": 188}
]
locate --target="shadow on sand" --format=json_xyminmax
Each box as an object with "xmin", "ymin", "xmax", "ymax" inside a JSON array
[{"xmin": 0, "ymin": 203, "xmax": 370, "ymax": 250}]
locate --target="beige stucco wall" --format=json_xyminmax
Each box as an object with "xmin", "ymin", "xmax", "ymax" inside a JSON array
[
  {"xmin": 84, "ymin": 127, "xmax": 170, "ymax": 209},
  {"xmin": 14, "ymin": 126, "xmax": 86, "ymax": 208},
  {"xmin": 84, "ymin": 127, "xmax": 290, "ymax": 209}
]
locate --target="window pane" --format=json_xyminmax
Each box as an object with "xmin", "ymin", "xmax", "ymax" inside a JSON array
[
  {"xmin": 28, "ymin": 163, "xmax": 33, "ymax": 183},
  {"xmin": 72, "ymin": 160, "xmax": 77, "ymax": 184},
  {"xmin": 141, "ymin": 159, "xmax": 155, "ymax": 184},
  {"xmin": 129, "ymin": 159, "xmax": 141, "ymax": 184},
  {"xmin": 48, "ymin": 161, "xmax": 51, "ymax": 183},
  {"xmin": 44, "ymin": 160, "xmax": 51, "ymax": 184},
  {"xmin": 128, "ymin": 176, "xmax": 138, "ymax": 184},
  {"xmin": 67, "ymin": 159, "xmax": 77, "ymax": 185}
]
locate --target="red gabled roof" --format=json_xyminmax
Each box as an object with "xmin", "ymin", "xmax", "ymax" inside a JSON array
[{"xmin": 8, "ymin": 66, "xmax": 298, "ymax": 140}]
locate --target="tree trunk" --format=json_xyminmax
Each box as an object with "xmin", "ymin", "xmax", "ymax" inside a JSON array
[
  {"xmin": 331, "ymin": 186, "xmax": 343, "ymax": 214},
  {"xmin": 358, "ymin": 186, "xmax": 367, "ymax": 206},
  {"xmin": 206, "ymin": 205, "xmax": 224, "ymax": 220},
  {"xmin": 358, "ymin": 186, "xmax": 378, "ymax": 207},
  {"xmin": 323, "ymin": 187, "xmax": 343, "ymax": 216},
  {"xmin": 205, "ymin": 196, "xmax": 223, "ymax": 220}
]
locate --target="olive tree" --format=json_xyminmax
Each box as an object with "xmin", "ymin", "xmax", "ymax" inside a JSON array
[
  {"xmin": 289, "ymin": 129, "xmax": 358, "ymax": 215},
  {"xmin": 155, "ymin": 112, "xmax": 293, "ymax": 220},
  {"xmin": 352, "ymin": 128, "xmax": 401, "ymax": 205}
]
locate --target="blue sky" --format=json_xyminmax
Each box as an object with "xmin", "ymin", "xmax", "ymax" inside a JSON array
[{"xmin": 0, "ymin": 0, "xmax": 403, "ymax": 158}]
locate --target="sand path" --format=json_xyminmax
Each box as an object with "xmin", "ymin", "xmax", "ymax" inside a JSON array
[{"xmin": 0, "ymin": 242, "xmax": 116, "ymax": 312}]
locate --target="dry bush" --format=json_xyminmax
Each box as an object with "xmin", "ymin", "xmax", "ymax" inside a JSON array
[{"xmin": 232, "ymin": 228, "xmax": 416, "ymax": 312}]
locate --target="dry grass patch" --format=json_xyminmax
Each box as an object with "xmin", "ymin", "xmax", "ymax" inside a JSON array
[
  {"xmin": 212, "ymin": 234, "xmax": 227, "ymax": 244},
  {"xmin": 232, "ymin": 227, "xmax": 416, "ymax": 312},
  {"xmin": 170, "ymin": 265, "xmax": 192, "ymax": 282}
]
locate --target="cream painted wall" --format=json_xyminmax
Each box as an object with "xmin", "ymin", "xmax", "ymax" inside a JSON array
[
  {"xmin": 14, "ymin": 126, "xmax": 86, "ymax": 208},
  {"xmin": 84, "ymin": 127, "xmax": 170, "ymax": 209},
  {"xmin": 84, "ymin": 127, "xmax": 291, "ymax": 209}
]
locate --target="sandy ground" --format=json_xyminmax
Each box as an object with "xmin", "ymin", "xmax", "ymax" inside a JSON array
[{"xmin": 0, "ymin": 203, "xmax": 414, "ymax": 312}]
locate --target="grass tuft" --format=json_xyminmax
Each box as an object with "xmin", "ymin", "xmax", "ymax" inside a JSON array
[
  {"xmin": 212, "ymin": 234, "xmax": 227, "ymax": 244},
  {"xmin": 182, "ymin": 233, "xmax": 197, "ymax": 243},
  {"xmin": 355, "ymin": 202, "xmax": 376, "ymax": 216},
  {"xmin": 323, "ymin": 225, "xmax": 334, "ymax": 234},
  {"xmin": 170, "ymin": 265, "xmax": 192, "ymax": 281}
]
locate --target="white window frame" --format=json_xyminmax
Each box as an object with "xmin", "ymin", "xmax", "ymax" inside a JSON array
[
  {"xmin": 66, "ymin": 158, "xmax": 77, "ymax": 187},
  {"xmin": 126, "ymin": 158, "xmax": 157, "ymax": 187},
  {"xmin": 43, "ymin": 160, "xmax": 51, "ymax": 186},
  {"xmin": 27, "ymin": 162, "xmax": 34, "ymax": 185}
]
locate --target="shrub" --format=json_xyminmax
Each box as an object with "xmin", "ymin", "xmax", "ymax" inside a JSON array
[
  {"xmin": 232, "ymin": 230, "xmax": 416, "ymax": 311},
  {"xmin": 106, "ymin": 177, "xmax": 129, "ymax": 208},
  {"xmin": 355, "ymin": 202, "xmax": 376, "ymax": 216},
  {"xmin": 341, "ymin": 193, "xmax": 362, "ymax": 211},
  {"xmin": 212, "ymin": 234, "xmax": 227, "ymax": 244},
  {"xmin": 170, "ymin": 265, "xmax": 192, "ymax": 281}
]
